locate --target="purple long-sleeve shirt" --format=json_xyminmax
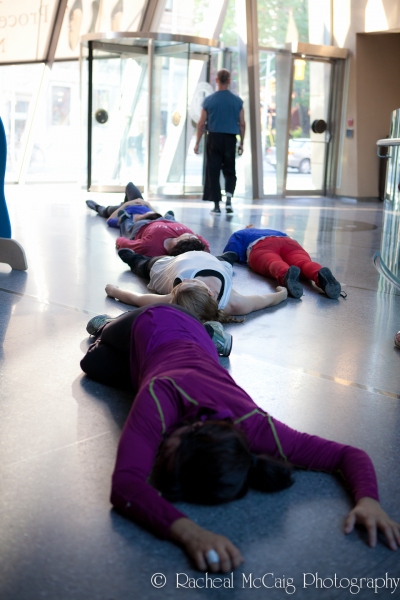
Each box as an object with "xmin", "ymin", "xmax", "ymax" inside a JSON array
[{"xmin": 111, "ymin": 306, "xmax": 378, "ymax": 539}]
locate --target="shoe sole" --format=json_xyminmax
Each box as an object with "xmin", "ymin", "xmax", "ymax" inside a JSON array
[
  {"xmin": 86, "ymin": 314, "xmax": 110, "ymax": 335},
  {"xmin": 224, "ymin": 333, "xmax": 233, "ymax": 357},
  {"xmin": 318, "ymin": 267, "xmax": 341, "ymax": 299},
  {"xmin": 118, "ymin": 250, "xmax": 136, "ymax": 265},
  {"xmin": 284, "ymin": 266, "xmax": 303, "ymax": 299}
]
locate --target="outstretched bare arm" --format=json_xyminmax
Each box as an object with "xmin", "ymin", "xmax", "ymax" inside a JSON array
[
  {"xmin": 224, "ymin": 286, "xmax": 287, "ymax": 315},
  {"xmin": 105, "ymin": 284, "xmax": 172, "ymax": 306}
]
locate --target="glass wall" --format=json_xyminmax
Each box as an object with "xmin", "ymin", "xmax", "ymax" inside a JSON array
[
  {"xmin": 260, "ymin": 50, "xmax": 278, "ymax": 194},
  {"xmin": 0, "ymin": 0, "xmax": 59, "ymax": 62},
  {"xmin": 26, "ymin": 62, "xmax": 81, "ymax": 182},
  {"xmin": 55, "ymin": 0, "xmax": 146, "ymax": 59},
  {"xmin": 0, "ymin": 64, "xmax": 45, "ymax": 182},
  {"xmin": 257, "ymin": 0, "xmax": 331, "ymax": 47}
]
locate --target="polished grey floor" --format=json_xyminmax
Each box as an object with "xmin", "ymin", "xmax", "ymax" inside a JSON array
[{"xmin": 1, "ymin": 184, "xmax": 399, "ymax": 600}]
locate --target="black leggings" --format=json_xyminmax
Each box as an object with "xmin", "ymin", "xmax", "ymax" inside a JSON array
[
  {"xmin": 101, "ymin": 182, "xmax": 144, "ymax": 217},
  {"xmin": 80, "ymin": 305, "xmax": 205, "ymax": 390}
]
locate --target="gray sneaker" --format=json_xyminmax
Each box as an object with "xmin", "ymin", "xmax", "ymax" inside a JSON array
[
  {"xmin": 204, "ymin": 321, "xmax": 232, "ymax": 357},
  {"xmin": 86, "ymin": 314, "xmax": 114, "ymax": 336}
]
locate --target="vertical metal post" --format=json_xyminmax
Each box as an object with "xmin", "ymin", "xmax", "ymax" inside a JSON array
[
  {"xmin": 87, "ymin": 42, "xmax": 93, "ymax": 190},
  {"xmin": 235, "ymin": 0, "xmax": 263, "ymax": 199},
  {"xmin": 275, "ymin": 52, "xmax": 293, "ymax": 196},
  {"xmin": 244, "ymin": 0, "xmax": 263, "ymax": 199},
  {"xmin": 145, "ymin": 38, "xmax": 154, "ymax": 196}
]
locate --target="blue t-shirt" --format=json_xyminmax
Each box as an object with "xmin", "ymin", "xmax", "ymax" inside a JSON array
[
  {"xmin": 202, "ymin": 90, "xmax": 243, "ymax": 135},
  {"xmin": 223, "ymin": 228, "xmax": 288, "ymax": 264},
  {"xmin": 107, "ymin": 205, "xmax": 151, "ymax": 228}
]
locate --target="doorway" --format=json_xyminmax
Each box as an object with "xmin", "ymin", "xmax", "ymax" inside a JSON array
[{"xmin": 260, "ymin": 43, "xmax": 348, "ymax": 198}]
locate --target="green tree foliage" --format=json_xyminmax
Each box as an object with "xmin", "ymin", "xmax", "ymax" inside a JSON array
[
  {"xmin": 258, "ymin": 0, "xmax": 309, "ymax": 47},
  {"xmin": 219, "ymin": 0, "xmax": 309, "ymax": 48}
]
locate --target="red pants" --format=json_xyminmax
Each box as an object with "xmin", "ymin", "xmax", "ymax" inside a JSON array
[{"xmin": 248, "ymin": 237, "xmax": 322, "ymax": 285}]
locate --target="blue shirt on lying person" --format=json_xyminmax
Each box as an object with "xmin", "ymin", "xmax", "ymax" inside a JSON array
[{"xmin": 223, "ymin": 228, "xmax": 288, "ymax": 264}]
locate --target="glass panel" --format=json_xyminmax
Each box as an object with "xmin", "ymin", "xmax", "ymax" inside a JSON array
[
  {"xmin": 0, "ymin": 63, "xmax": 44, "ymax": 182},
  {"xmin": 90, "ymin": 48, "xmax": 148, "ymax": 188},
  {"xmin": 55, "ymin": 0, "xmax": 147, "ymax": 60},
  {"xmin": 218, "ymin": 1, "xmax": 245, "ymax": 196},
  {"xmin": 159, "ymin": 0, "xmax": 226, "ymax": 37},
  {"xmin": 257, "ymin": 0, "xmax": 331, "ymax": 48},
  {"xmin": 149, "ymin": 44, "xmax": 190, "ymax": 195},
  {"xmin": 260, "ymin": 50, "xmax": 277, "ymax": 194},
  {"xmin": 286, "ymin": 59, "xmax": 331, "ymax": 191},
  {"xmin": 26, "ymin": 62, "xmax": 81, "ymax": 183},
  {"xmin": 0, "ymin": 0, "xmax": 58, "ymax": 62}
]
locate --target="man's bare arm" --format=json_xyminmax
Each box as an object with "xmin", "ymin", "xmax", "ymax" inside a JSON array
[
  {"xmin": 238, "ymin": 108, "xmax": 246, "ymax": 153},
  {"xmin": 194, "ymin": 109, "xmax": 208, "ymax": 154}
]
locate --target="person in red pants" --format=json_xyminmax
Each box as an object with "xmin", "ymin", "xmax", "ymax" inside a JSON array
[{"xmin": 223, "ymin": 226, "xmax": 342, "ymax": 299}]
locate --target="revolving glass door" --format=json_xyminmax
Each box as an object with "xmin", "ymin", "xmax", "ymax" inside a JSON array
[{"xmin": 148, "ymin": 41, "xmax": 215, "ymax": 196}]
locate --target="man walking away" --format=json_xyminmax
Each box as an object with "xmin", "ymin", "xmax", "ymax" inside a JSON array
[{"xmin": 194, "ymin": 69, "xmax": 245, "ymax": 215}]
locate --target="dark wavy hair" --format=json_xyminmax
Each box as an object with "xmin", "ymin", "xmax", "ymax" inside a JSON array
[
  {"xmin": 169, "ymin": 238, "xmax": 207, "ymax": 256},
  {"xmin": 151, "ymin": 420, "xmax": 293, "ymax": 505},
  {"xmin": 143, "ymin": 212, "xmax": 162, "ymax": 221}
]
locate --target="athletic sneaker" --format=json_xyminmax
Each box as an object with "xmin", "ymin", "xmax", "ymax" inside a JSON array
[
  {"xmin": 394, "ymin": 331, "xmax": 400, "ymax": 348},
  {"xmin": 118, "ymin": 248, "xmax": 137, "ymax": 267},
  {"xmin": 86, "ymin": 200, "xmax": 100, "ymax": 212},
  {"xmin": 86, "ymin": 314, "xmax": 114, "ymax": 336},
  {"xmin": 204, "ymin": 321, "xmax": 232, "ymax": 357},
  {"xmin": 225, "ymin": 199, "xmax": 234, "ymax": 214},
  {"xmin": 283, "ymin": 265, "xmax": 303, "ymax": 299},
  {"xmin": 317, "ymin": 267, "xmax": 341, "ymax": 299}
]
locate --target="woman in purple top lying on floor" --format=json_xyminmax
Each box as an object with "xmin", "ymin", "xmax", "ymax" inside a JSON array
[{"xmin": 80, "ymin": 305, "xmax": 400, "ymax": 573}]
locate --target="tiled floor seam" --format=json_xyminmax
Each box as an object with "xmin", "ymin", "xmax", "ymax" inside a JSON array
[{"xmin": 1, "ymin": 430, "xmax": 112, "ymax": 471}]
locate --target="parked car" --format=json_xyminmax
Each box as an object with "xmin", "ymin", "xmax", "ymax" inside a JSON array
[{"xmin": 265, "ymin": 138, "xmax": 311, "ymax": 173}]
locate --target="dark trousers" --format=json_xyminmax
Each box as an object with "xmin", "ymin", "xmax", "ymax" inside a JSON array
[
  {"xmin": 100, "ymin": 182, "xmax": 144, "ymax": 217},
  {"xmin": 80, "ymin": 305, "xmax": 204, "ymax": 390},
  {"xmin": 203, "ymin": 132, "xmax": 237, "ymax": 204}
]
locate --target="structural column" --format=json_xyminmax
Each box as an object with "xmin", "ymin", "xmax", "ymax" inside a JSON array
[{"xmin": 236, "ymin": 0, "xmax": 263, "ymax": 199}]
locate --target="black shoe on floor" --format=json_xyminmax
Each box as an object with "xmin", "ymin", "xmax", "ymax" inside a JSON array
[
  {"xmin": 226, "ymin": 205, "xmax": 234, "ymax": 214},
  {"xmin": 118, "ymin": 248, "xmax": 137, "ymax": 267},
  {"xmin": 86, "ymin": 200, "xmax": 100, "ymax": 212},
  {"xmin": 211, "ymin": 206, "xmax": 221, "ymax": 215},
  {"xmin": 218, "ymin": 251, "xmax": 238, "ymax": 265},
  {"xmin": 317, "ymin": 267, "xmax": 341, "ymax": 299},
  {"xmin": 283, "ymin": 266, "xmax": 303, "ymax": 299}
]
